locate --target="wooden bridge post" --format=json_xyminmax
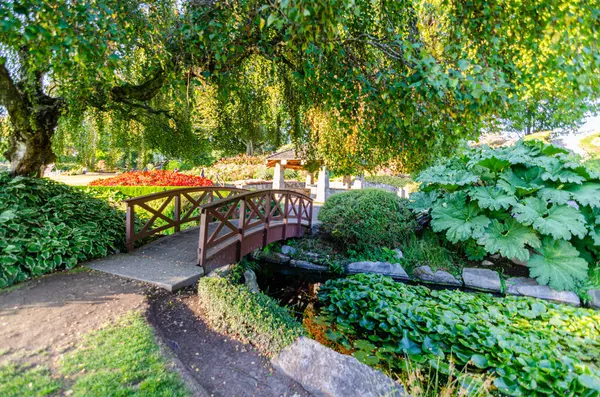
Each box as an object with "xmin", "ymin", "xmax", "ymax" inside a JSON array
[
  {"xmin": 173, "ymin": 194, "xmax": 181, "ymax": 233},
  {"xmin": 282, "ymin": 192, "xmax": 289, "ymax": 238},
  {"xmin": 237, "ymin": 197, "xmax": 245, "ymax": 262},
  {"xmin": 126, "ymin": 204, "xmax": 135, "ymax": 252},
  {"xmin": 263, "ymin": 191, "xmax": 271, "ymax": 246},
  {"xmin": 198, "ymin": 210, "xmax": 208, "ymax": 267}
]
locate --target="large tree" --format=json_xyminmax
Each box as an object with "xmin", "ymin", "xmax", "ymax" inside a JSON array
[{"xmin": 1, "ymin": 0, "xmax": 599, "ymax": 176}]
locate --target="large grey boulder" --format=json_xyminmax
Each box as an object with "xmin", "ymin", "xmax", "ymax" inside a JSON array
[
  {"xmin": 506, "ymin": 277, "xmax": 581, "ymax": 306},
  {"xmin": 413, "ymin": 266, "xmax": 462, "ymax": 287},
  {"xmin": 289, "ymin": 259, "xmax": 329, "ymax": 272},
  {"xmin": 589, "ymin": 290, "xmax": 600, "ymax": 309},
  {"xmin": 243, "ymin": 269, "xmax": 260, "ymax": 293},
  {"xmin": 346, "ymin": 262, "xmax": 409, "ymax": 280},
  {"xmin": 258, "ymin": 251, "xmax": 291, "ymax": 265},
  {"xmin": 462, "ymin": 268, "xmax": 501, "ymax": 293},
  {"xmin": 272, "ymin": 337, "xmax": 406, "ymax": 397},
  {"xmin": 281, "ymin": 245, "xmax": 298, "ymax": 255}
]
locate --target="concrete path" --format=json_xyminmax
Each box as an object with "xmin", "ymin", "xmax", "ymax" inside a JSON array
[{"xmin": 87, "ymin": 227, "xmax": 203, "ymax": 292}]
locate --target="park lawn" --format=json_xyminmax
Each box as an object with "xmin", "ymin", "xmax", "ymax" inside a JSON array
[{"xmin": 0, "ymin": 313, "xmax": 189, "ymax": 397}]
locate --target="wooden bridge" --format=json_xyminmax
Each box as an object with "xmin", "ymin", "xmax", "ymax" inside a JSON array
[{"xmin": 122, "ymin": 186, "xmax": 314, "ymax": 275}]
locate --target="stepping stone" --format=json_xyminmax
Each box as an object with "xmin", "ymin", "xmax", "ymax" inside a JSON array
[
  {"xmin": 289, "ymin": 259, "xmax": 329, "ymax": 272},
  {"xmin": 506, "ymin": 277, "xmax": 581, "ymax": 306},
  {"xmin": 346, "ymin": 261, "xmax": 409, "ymax": 280},
  {"xmin": 589, "ymin": 290, "xmax": 600, "ymax": 309},
  {"xmin": 413, "ymin": 266, "xmax": 462, "ymax": 287},
  {"xmin": 273, "ymin": 337, "xmax": 406, "ymax": 397},
  {"xmin": 462, "ymin": 268, "xmax": 501, "ymax": 293}
]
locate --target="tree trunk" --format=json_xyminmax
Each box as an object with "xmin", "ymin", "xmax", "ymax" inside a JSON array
[{"xmin": 1, "ymin": 63, "xmax": 62, "ymax": 177}]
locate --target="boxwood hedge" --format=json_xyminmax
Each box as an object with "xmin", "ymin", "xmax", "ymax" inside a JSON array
[
  {"xmin": 319, "ymin": 273, "xmax": 600, "ymax": 397},
  {"xmin": 0, "ymin": 173, "xmax": 126, "ymax": 287}
]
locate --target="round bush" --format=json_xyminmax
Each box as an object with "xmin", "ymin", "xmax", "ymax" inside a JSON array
[
  {"xmin": 0, "ymin": 173, "xmax": 126, "ymax": 287},
  {"xmin": 318, "ymin": 189, "xmax": 417, "ymax": 252}
]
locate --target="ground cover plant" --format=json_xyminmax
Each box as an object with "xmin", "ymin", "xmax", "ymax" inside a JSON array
[
  {"xmin": 318, "ymin": 273, "xmax": 600, "ymax": 397},
  {"xmin": 410, "ymin": 140, "xmax": 600, "ymax": 291},
  {"xmin": 0, "ymin": 173, "xmax": 125, "ymax": 287},
  {"xmin": 89, "ymin": 170, "xmax": 213, "ymax": 187},
  {"xmin": 318, "ymin": 189, "xmax": 417, "ymax": 253},
  {"xmin": 198, "ymin": 276, "xmax": 305, "ymax": 357}
]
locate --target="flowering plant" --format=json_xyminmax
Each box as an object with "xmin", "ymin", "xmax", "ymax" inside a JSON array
[{"xmin": 89, "ymin": 170, "xmax": 214, "ymax": 187}]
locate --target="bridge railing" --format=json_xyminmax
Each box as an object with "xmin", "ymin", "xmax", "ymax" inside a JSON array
[
  {"xmin": 124, "ymin": 187, "xmax": 248, "ymax": 251},
  {"xmin": 197, "ymin": 189, "xmax": 313, "ymax": 272}
]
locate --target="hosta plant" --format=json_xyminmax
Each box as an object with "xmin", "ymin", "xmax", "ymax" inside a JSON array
[
  {"xmin": 409, "ymin": 140, "xmax": 600, "ymax": 291},
  {"xmin": 0, "ymin": 173, "xmax": 126, "ymax": 287}
]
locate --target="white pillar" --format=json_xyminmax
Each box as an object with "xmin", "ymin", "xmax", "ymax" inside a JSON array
[
  {"xmin": 352, "ymin": 175, "xmax": 365, "ymax": 189},
  {"xmin": 305, "ymin": 172, "xmax": 314, "ymax": 186},
  {"xmin": 316, "ymin": 166, "xmax": 330, "ymax": 202},
  {"xmin": 273, "ymin": 162, "xmax": 285, "ymax": 189}
]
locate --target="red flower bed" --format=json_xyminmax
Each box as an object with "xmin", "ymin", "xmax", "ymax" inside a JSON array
[{"xmin": 89, "ymin": 170, "xmax": 214, "ymax": 187}]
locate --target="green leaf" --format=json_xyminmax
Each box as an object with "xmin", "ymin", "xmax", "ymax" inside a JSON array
[
  {"xmin": 541, "ymin": 161, "xmax": 586, "ymax": 184},
  {"xmin": 567, "ymin": 183, "xmax": 600, "ymax": 208},
  {"xmin": 537, "ymin": 187, "xmax": 572, "ymax": 205},
  {"xmin": 478, "ymin": 218, "xmax": 541, "ymax": 262},
  {"xmin": 532, "ymin": 205, "xmax": 587, "ymax": 240},
  {"xmin": 512, "ymin": 197, "xmax": 547, "ymax": 225},
  {"xmin": 578, "ymin": 374, "xmax": 600, "ymax": 392},
  {"xmin": 468, "ymin": 186, "xmax": 517, "ymax": 211},
  {"xmin": 408, "ymin": 191, "xmax": 438, "ymax": 213},
  {"xmin": 470, "ymin": 354, "xmax": 489, "ymax": 369},
  {"xmin": 475, "ymin": 157, "xmax": 510, "ymax": 173},
  {"xmin": 431, "ymin": 193, "xmax": 490, "ymax": 243},
  {"xmin": 498, "ymin": 167, "xmax": 544, "ymax": 196},
  {"xmin": 528, "ymin": 238, "xmax": 588, "ymax": 291}
]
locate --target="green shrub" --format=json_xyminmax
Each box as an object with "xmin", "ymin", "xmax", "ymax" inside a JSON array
[
  {"xmin": 319, "ymin": 273, "xmax": 600, "ymax": 397},
  {"xmin": 365, "ymin": 175, "xmax": 415, "ymax": 189},
  {"xmin": 411, "ymin": 140, "xmax": 600, "ymax": 291},
  {"xmin": 197, "ymin": 277, "xmax": 305, "ymax": 357},
  {"xmin": 0, "ymin": 173, "xmax": 125, "ymax": 287},
  {"xmin": 401, "ymin": 230, "xmax": 468, "ymax": 276},
  {"xmin": 318, "ymin": 189, "xmax": 417, "ymax": 253}
]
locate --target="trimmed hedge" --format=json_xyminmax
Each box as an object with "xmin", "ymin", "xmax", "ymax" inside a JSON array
[
  {"xmin": 197, "ymin": 277, "xmax": 305, "ymax": 357},
  {"xmin": 319, "ymin": 273, "xmax": 600, "ymax": 397},
  {"xmin": 0, "ymin": 173, "xmax": 125, "ymax": 287},
  {"xmin": 317, "ymin": 189, "xmax": 417, "ymax": 253}
]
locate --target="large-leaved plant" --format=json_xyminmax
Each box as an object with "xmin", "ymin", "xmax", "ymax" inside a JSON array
[{"xmin": 410, "ymin": 140, "xmax": 600, "ymax": 291}]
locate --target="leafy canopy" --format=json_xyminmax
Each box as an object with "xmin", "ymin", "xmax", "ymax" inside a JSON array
[{"xmin": 411, "ymin": 140, "xmax": 598, "ymax": 291}]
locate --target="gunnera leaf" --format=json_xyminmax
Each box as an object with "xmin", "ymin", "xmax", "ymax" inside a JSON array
[
  {"xmin": 528, "ymin": 238, "xmax": 588, "ymax": 291},
  {"xmin": 541, "ymin": 161, "xmax": 586, "ymax": 184},
  {"xmin": 477, "ymin": 218, "xmax": 541, "ymax": 262},
  {"xmin": 512, "ymin": 197, "xmax": 548, "ymax": 226},
  {"xmin": 532, "ymin": 205, "xmax": 587, "ymax": 240},
  {"xmin": 498, "ymin": 167, "xmax": 544, "ymax": 196},
  {"xmin": 468, "ymin": 186, "xmax": 517, "ymax": 211},
  {"xmin": 566, "ymin": 183, "xmax": 600, "ymax": 208},
  {"xmin": 431, "ymin": 192, "xmax": 490, "ymax": 243},
  {"xmin": 537, "ymin": 187, "xmax": 572, "ymax": 205},
  {"xmin": 408, "ymin": 191, "xmax": 439, "ymax": 213}
]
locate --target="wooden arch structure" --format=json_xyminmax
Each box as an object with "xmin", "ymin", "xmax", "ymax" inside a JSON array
[{"xmin": 124, "ymin": 187, "xmax": 313, "ymax": 274}]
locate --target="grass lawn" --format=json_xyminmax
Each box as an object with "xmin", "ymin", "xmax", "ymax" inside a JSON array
[{"xmin": 0, "ymin": 313, "xmax": 189, "ymax": 397}]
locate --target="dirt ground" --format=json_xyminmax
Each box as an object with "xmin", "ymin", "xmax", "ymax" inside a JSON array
[{"xmin": 0, "ymin": 269, "xmax": 309, "ymax": 397}]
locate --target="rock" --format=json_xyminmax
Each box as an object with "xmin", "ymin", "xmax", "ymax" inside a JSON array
[
  {"xmin": 347, "ymin": 261, "xmax": 409, "ymax": 280},
  {"xmin": 511, "ymin": 257, "xmax": 527, "ymax": 266},
  {"xmin": 394, "ymin": 249, "xmax": 404, "ymax": 260},
  {"xmin": 589, "ymin": 290, "xmax": 600, "ymax": 309},
  {"xmin": 413, "ymin": 266, "xmax": 462, "ymax": 287},
  {"xmin": 462, "ymin": 268, "xmax": 501, "ymax": 293},
  {"xmin": 305, "ymin": 252, "xmax": 322, "ymax": 261},
  {"xmin": 281, "ymin": 245, "xmax": 298, "ymax": 255},
  {"xmin": 289, "ymin": 259, "xmax": 329, "ymax": 272},
  {"xmin": 207, "ymin": 264, "xmax": 234, "ymax": 278},
  {"xmin": 490, "ymin": 254, "xmax": 500, "ymax": 260},
  {"xmin": 243, "ymin": 269, "xmax": 260, "ymax": 293},
  {"xmin": 272, "ymin": 337, "xmax": 406, "ymax": 397},
  {"xmin": 506, "ymin": 277, "xmax": 581, "ymax": 306},
  {"xmin": 259, "ymin": 251, "xmax": 291, "ymax": 265},
  {"xmin": 481, "ymin": 260, "xmax": 494, "ymax": 267}
]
